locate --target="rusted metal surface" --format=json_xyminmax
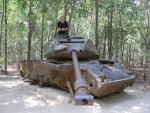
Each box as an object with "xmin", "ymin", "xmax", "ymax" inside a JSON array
[
  {"xmin": 45, "ymin": 37, "xmax": 99, "ymax": 60},
  {"xmin": 19, "ymin": 60, "xmax": 135, "ymax": 97},
  {"xmin": 19, "ymin": 37, "xmax": 135, "ymax": 106},
  {"xmin": 72, "ymin": 50, "xmax": 93, "ymax": 105}
]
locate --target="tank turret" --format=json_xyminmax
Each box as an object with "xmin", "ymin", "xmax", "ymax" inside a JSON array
[{"xmin": 45, "ymin": 37, "xmax": 99, "ymax": 60}]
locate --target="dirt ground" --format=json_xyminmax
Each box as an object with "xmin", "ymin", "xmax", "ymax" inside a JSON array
[{"xmin": 0, "ymin": 66, "xmax": 150, "ymax": 113}]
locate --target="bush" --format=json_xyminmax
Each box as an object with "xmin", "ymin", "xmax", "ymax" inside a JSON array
[{"xmin": 0, "ymin": 58, "xmax": 16, "ymax": 65}]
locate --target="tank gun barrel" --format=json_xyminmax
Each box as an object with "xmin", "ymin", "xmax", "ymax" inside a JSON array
[{"xmin": 72, "ymin": 50, "xmax": 93, "ymax": 105}]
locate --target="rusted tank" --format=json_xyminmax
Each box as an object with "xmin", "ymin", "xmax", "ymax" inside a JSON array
[{"xmin": 19, "ymin": 37, "xmax": 135, "ymax": 105}]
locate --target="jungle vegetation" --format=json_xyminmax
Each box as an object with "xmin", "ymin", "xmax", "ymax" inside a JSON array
[{"xmin": 0, "ymin": 0, "xmax": 150, "ymax": 74}]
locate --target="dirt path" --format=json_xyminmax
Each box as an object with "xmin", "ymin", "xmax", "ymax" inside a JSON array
[{"xmin": 0, "ymin": 76, "xmax": 150, "ymax": 113}]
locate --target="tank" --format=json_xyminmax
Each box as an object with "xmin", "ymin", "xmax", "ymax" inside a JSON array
[{"xmin": 19, "ymin": 37, "xmax": 135, "ymax": 106}]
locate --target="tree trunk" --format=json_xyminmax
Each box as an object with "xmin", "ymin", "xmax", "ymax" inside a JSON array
[
  {"xmin": 102, "ymin": 20, "xmax": 107, "ymax": 59},
  {"xmin": 109, "ymin": 6, "xmax": 113, "ymax": 60},
  {"xmin": 115, "ymin": 36, "xmax": 119, "ymax": 62},
  {"xmin": 145, "ymin": 0, "xmax": 150, "ymax": 62},
  {"xmin": 119, "ymin": 12, "xmax": 124, "ymax": 62},
  {"xmin": 41, "ymin": 1, "xmax": 44, "ymax": 60},
  {"xmin": 64, "ymin": 0, "xmax": 67, "ymax": 19},
  {"xmin": 108, "ymin": 3, "xmax": 114, "ymax": 60},
  {"xmin": 107, "ymin": 3, "xmax": 114, "ymax": 60},
  {"xmin": 27, "ymin": 0, "xmax": 32, "ymax": 60},
  {"xmin": 126, "ymin": 43, "xmax": 129, "ymax": 66},
  {"xmin": 0, "ymin": 1, "xmax": 4, "ymax": 57},
  {"xmin": 54, "ymin": 0, "xmax": 59, "ymax": 37},
  {"xmin": 95, "ymin": 0, "xmax": 99, "ymax": 50},
  {"xmin": 14, "ymin": 27, "xmax": 19, "ymax": 64},
  {"xmin": 4, "ymin": 0, "xmax": 7, "ymax": 75},
  {"xmin": 107, "ymin": 12, "xmax": 110, "ymax": 59},
  {"xmin": 68, "ymin": 0, "xmax": 76, "ymax": 35},
  {"xmin": 128, "ymin": 43, "xmax": 131, "ymax": 70},
  {"xmin": 103, "ymin": 29, "xmax": 107, "ymax": 59},
  {"xmin": 138, "ymin": 0, "xmax": 150, "ymax": 63}
]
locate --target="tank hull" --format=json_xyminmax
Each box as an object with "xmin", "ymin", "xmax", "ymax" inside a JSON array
[{"xmin": 19, "ymin": 60, "xmax": 135, "ymax": 97}]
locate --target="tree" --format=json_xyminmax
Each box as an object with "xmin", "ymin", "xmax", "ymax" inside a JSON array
[
  {"xmin": 107, "ymin": 2, "xmax": 114, "ymax": 60},
  {"xmin": 95, "ymin": 0, "xmax": 99, "ymax": 50},
  {"xmin": 68, "ymin": 0, "xmax": 77, "ymax": 35},
  {"xmin": 64, "ymin": 0, "xmax": 67, "ymax": 19},
  {"xmin": 0, "ymin": 0, "xmax": 148, "ymax": 68},
  {"xmin": 40, "ymin": 0, "xmax": 44, "ymax": 60},
  {"xmin": 0, "ymin": 0, "xmax": 4, "ymax": 57},
  {"xmin": 27, "ymin": 0, "xmax": 32, "ymax": 60},
  {"xmin": 4, "ymin": 0, "xmax": 7, "ymax": 75}
]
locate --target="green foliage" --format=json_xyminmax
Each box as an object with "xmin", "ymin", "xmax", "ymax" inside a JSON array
[
  {"xmin": 0, "ymin": 0, "xmax": 149, "ymax": 65},
  {"xmin": 0, "ymin": 57, "xmax": 14, "ymax": 65},
  {"xmin": 0, "ymin": 58, "xmax": 3, "ymax": 64}
]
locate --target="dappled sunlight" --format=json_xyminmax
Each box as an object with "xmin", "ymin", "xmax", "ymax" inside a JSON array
[
  {"xmin": 103, "ymin": 104, "xmax": 146, "ymax": 113},
  {"xmin": 36, "ymin": 87, "xmax": 71, "ymax": 104},
  {"xmin": 125, "ymin": 89, "xmax": 135, "ymax": 93},
  {"xmin": 140, "ymin": 102, "xmax": 149, "ymax": 107},
  {"xmin": 1, "ymin": 76, "xmax": 150, "ymax": 113},
  {"xmin": 0, "ymin": 81, "xmax": 19, "ymax": 88},
  {"xmin": 3, "ymin": 100, "xmax": 20, "ymax": 105},
  {"xmin": 23, "ymin": 96, "xmax": 46, "ymax": 108},
  {"xmin": 12, "ymin": 100, "xmax": 19, "ymax": 104},
  {"xmin": 3, "ymin": 102, "xmax": 10, "ymax": 105},
  {"xmin": 47, "ymin": 102, "xmax": 102, "ymax": 113},
  {"xmin": 47, "ymin": 101, "xmax": 57, "ymax": 106},
  {"xmin": 132, "ymin": 106, "xmax": 141, "ymax": 110},
  {"xmin": 93, "ymin": 102, "xmax": 101, "ymax": 108},
  {"xmin": 93, "ymin": 88, "xmax": 150, "ymax": 112}
]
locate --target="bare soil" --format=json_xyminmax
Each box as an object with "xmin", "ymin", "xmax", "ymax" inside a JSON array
[{"xmin": 0, "ymin": 66, "xmax": 150, "ymax": 113}]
